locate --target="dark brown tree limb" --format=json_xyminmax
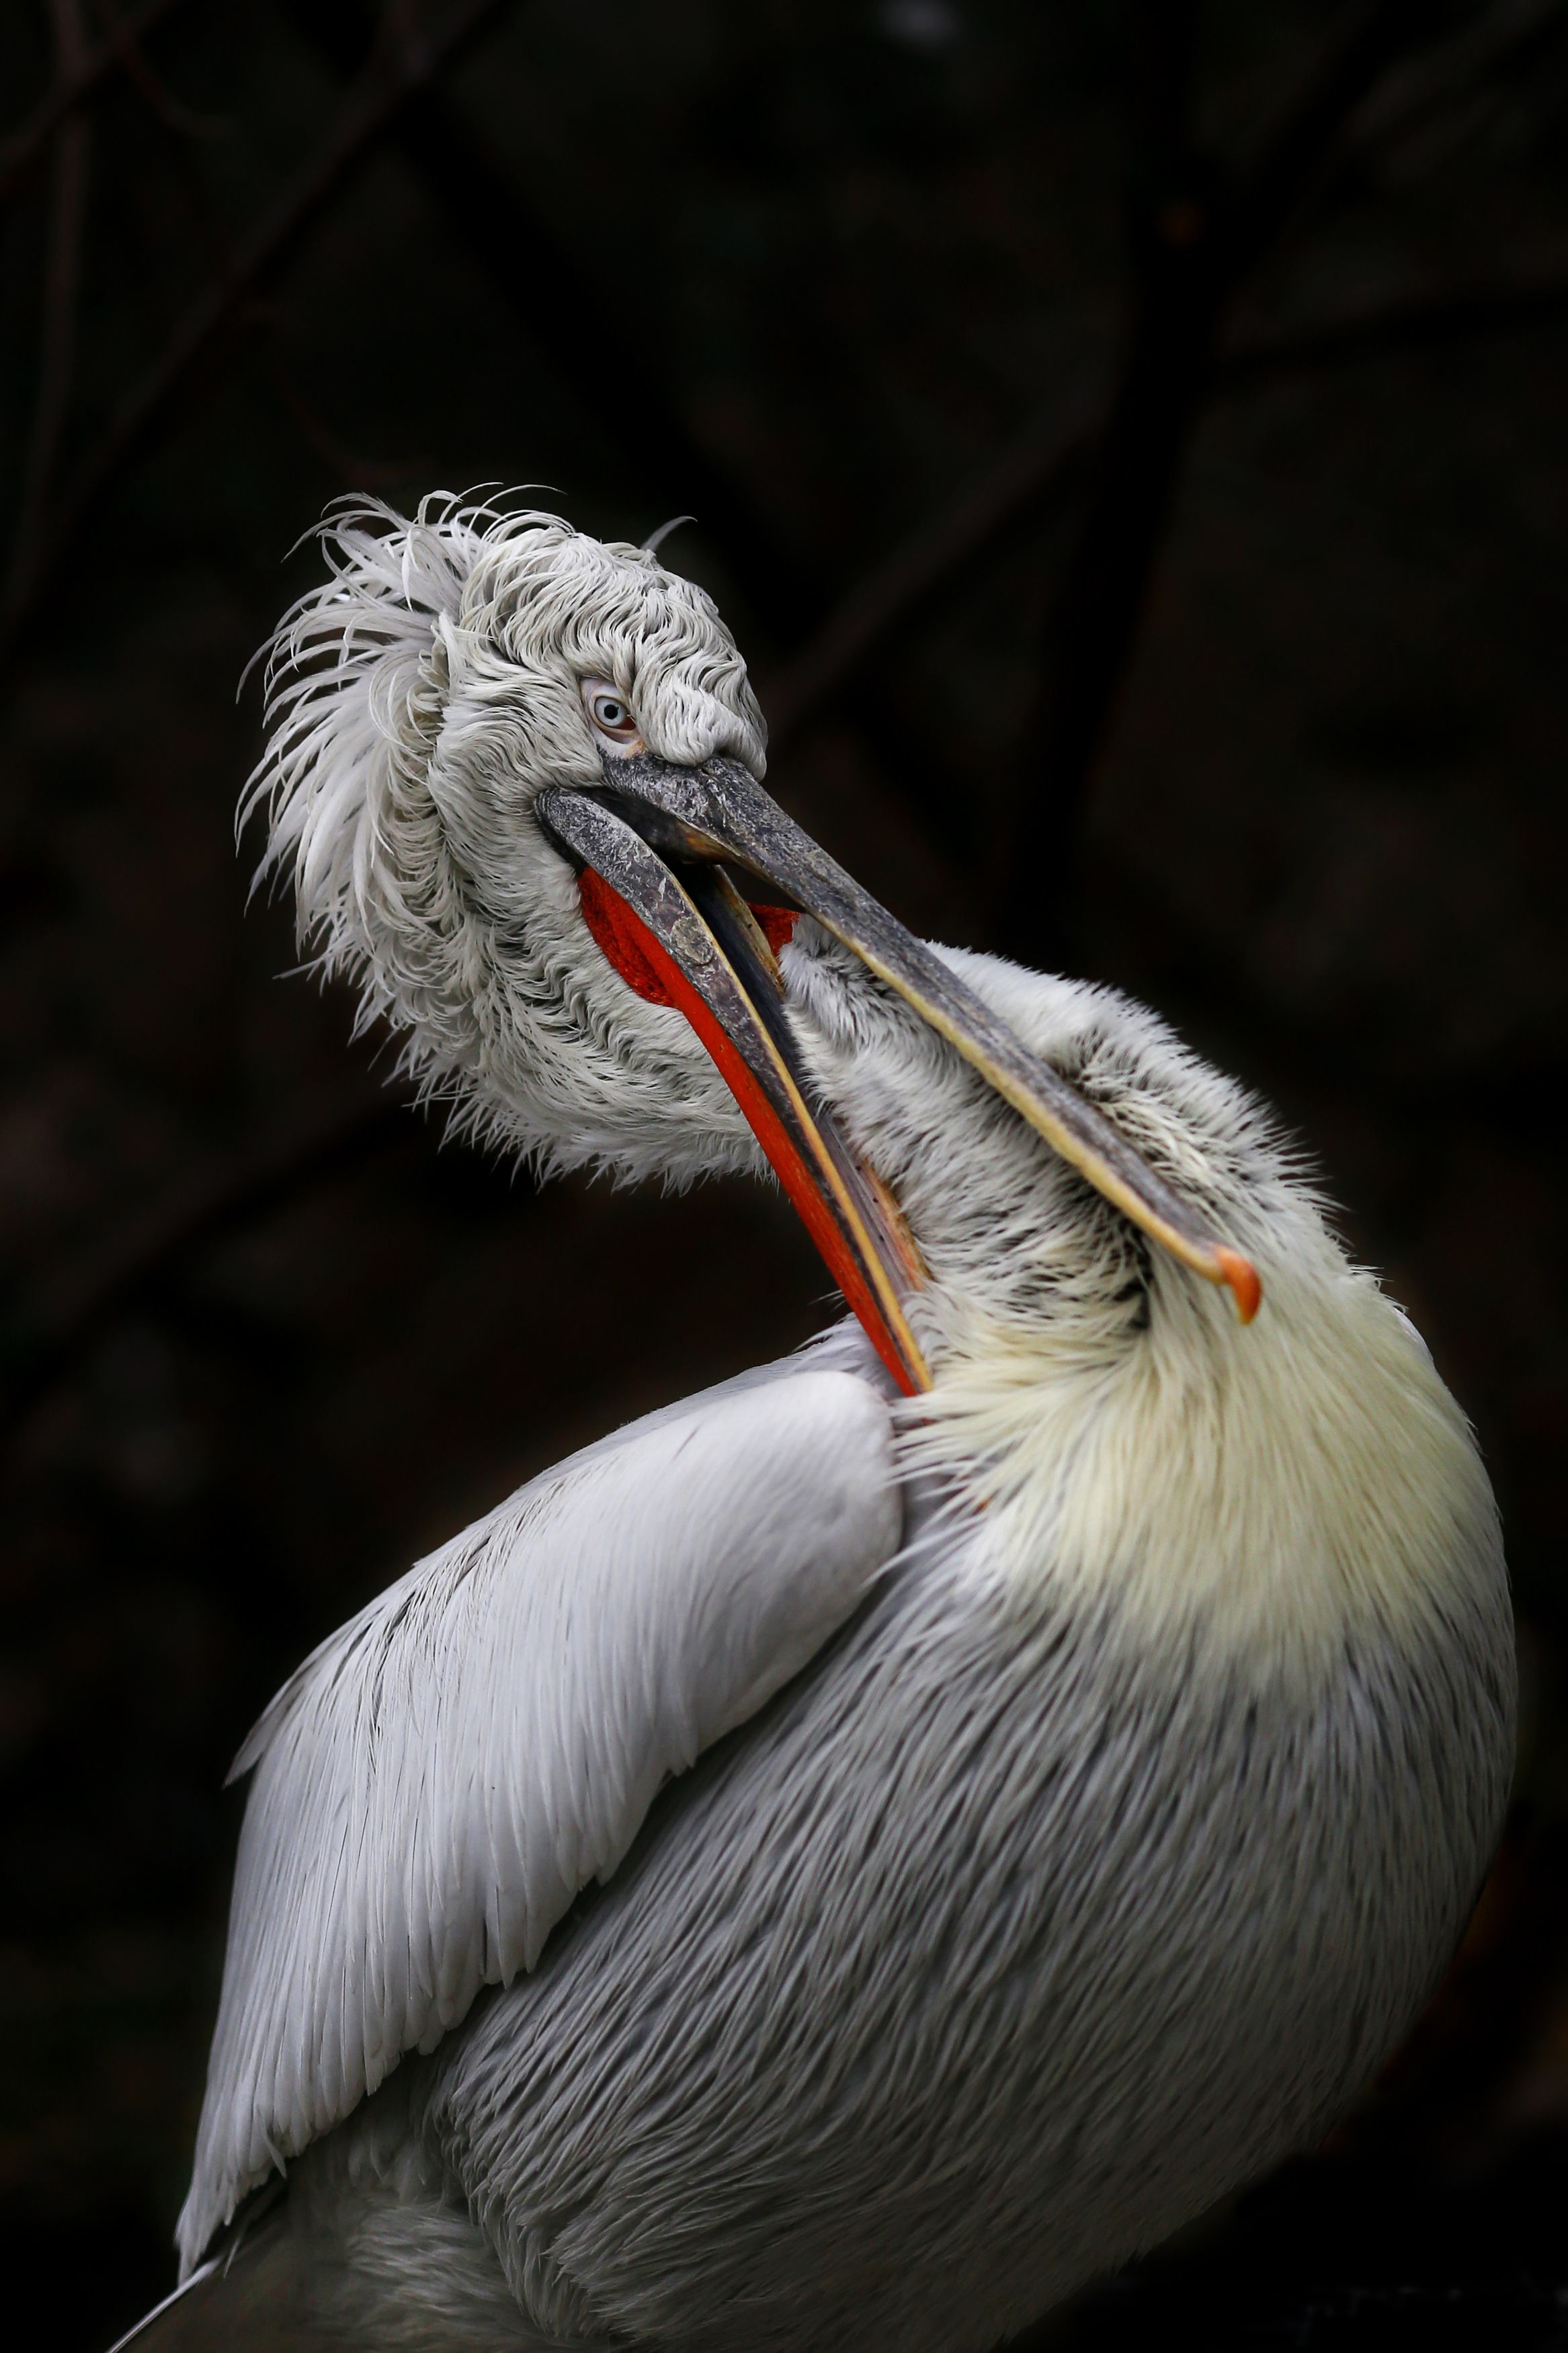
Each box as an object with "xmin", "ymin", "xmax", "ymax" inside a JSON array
[
  {"xmin": 1214, "ymin": 0, "xmax": 1434, "ymax": 283},
  {"xmin": 993, "ymin": 0, "xmax": 1210, "ymax": 957},
  {"xmin": 0, "ymin": 0, "xmax": 190, "ymax": 208},
  {"xmin": 762, "ymin": 264, "xmax": 1568, "ymax": 776},
  {"xmin": 997, "ymin": 0, "xmax": 1434, "ymax": 965},
  {"xmin": 1345, "ymin": 0, "xmax": 1568, "ymax": 163},
  {"xmin": 1219, "ymin": 272, "xmax": 1568, "ymax": 386},
  {"xmin": 263, "ymin": 324, "xmax": 423, "ymax": 489},
  {"xmin": 763, "ymin": 374, "xmax": 1102, "ymax": 757},
  {"xmin": 5, "ymin": 0, "xmax": 91, "ymax": 606},
  {"xmin": 756, "ymin": 261, "xmax": 1568, "ymax": 774},
  {"xmin": 269, "ymin": 0, "xmax": 809, "ymax": 634},
  {"xmin": 92, "ymin": 0, "xmax": 232, "ymax": 143},
  {"xmin": 7, "ymin": 249, "xmax": 1560, "ymax": 1450},
  {"xmin": 0, "ymin": 0, "xmax": 521, "ymax": 649},
  {"xmin": 0, "ymin": 1092, "xmax": 420, "ymax": 1449}
]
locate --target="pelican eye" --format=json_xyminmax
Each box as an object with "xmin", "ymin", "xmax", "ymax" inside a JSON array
[{"xmin": 583, "ymin": 678, "xmax": 643, "ymax": 750}]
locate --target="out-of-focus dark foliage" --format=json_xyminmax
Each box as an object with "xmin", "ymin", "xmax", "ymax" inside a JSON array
[{"xmin": 2, "ymin": 3, "xmax": 1567, "ymax": 2345}]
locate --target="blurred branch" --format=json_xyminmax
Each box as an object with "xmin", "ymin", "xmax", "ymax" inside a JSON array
[
  {"xmin": 1087, "ymin": 840, "xmax": 1568, "ymax": 1151},
  {"xmin": 264, "ymin": 324, "xmax": 423, "ymax": 487},
  {"xmin": 764, "ymin": 374, "xmax": 1102, "ymax": 756},
  {"xmin": 752, "ymin": 6, "xmax": 1568, "ymax": 936},
  {"xmin": 93, "ymin": 0, "xmax": 232, "ymax": 142},
  {"xmin": 1219, "ymin": 271, "xmax": 1568, "ymax": 384},
  {"xmin": 1214, "ymin": 0, "xmax": 1434, "ymax": 281},
  {"xmin": 762, "ymin": 263, "xmax": 1568, "ymax": 778},
  {"xmin": 1346, "ymin": 0, "xmax": 1568, "ymax": 157},
  {"xmin": 997, "ymin": 0, "xmax": 1434, "ymax": 963},
  {"xmin": 0, "ymin": 0, "xmax": 190, "ymax": 208},
  {"xmin": 0, "ymin": 1093, "xmax": 419, "ymax": 1449},
  {"xmin": 3, "ymin": 0, "xmax": 1554, "ymax": 844},
  {"xmin": 270, "ymin": 0, "xmax": 809, "ymax": 633},
  {"xmin": 0, "ymin": 0, "xmax": 520, "ymax": 651},
  {"xmin": 5, "ymin": 0, "xmax": 91, "ymax": 607}
]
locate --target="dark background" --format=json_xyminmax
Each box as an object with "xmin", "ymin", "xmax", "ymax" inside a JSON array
[{"xmin": 3, "ymin": 2, "xmax": 1567, "ymax": 2345}]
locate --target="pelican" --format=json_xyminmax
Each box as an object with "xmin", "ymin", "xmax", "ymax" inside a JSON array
[{"xmin": 118, "ymin": 496, "xmax": 1514, "ymax": 2352}]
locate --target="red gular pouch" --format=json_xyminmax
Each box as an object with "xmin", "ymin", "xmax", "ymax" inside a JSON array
[
  {"xmin": 578, "ymin": 868, "xmax": 673, "ymax": 1003},
  {"xmin": 749, "ymin": 903, "xmax": 800, "ymax": 959},
  {"xmin": 579, "ymin": 869, "xmax": 798, "ymax": 1003},
  {"xmin": 573, "ymin": 867, "xmax": 921, "ymax": 1398}
]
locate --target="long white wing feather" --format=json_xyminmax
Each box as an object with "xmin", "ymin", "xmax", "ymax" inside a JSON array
[{"xmin": 178, "ymin": 1360, "xmax": 899, "ymax": 2269}]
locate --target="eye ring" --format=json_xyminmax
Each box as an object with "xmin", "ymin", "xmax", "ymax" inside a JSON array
[{"xmin": 583, "ymin": 678, "xmax": 643, "ymax": 751}]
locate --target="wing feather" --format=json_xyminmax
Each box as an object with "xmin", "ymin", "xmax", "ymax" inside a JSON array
[{"xmin": 177, "ymin": 1362, "xmax": 898, "ymax": 2270}]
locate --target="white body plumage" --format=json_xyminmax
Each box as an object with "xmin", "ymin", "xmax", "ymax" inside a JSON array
[{"xmin": 130, "ymin": 501, "xmax": 1512, "ymax": 2353}]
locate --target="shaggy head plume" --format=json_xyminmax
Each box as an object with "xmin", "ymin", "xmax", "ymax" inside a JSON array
[{"xmin": 245, "ymin": 495, "xmax": 768, "ymax": 1184}]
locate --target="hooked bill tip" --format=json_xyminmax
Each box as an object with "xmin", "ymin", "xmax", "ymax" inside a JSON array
[{"xmin": 1214, "ymin": 1246, "xmax": 1263, "ymax": 1324}]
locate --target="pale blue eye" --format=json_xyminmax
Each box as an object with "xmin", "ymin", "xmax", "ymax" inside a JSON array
[{"xmin": 587, "ymin": 683, "xmax": 637, "ymax": 738}]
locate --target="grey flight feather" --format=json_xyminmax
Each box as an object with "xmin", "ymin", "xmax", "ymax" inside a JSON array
[{"xmin": 179, "ymin": 1360, "xmax": 901, "ymax": 2269}]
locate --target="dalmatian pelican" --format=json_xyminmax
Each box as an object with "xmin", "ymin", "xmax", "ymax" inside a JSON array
[{"xmin": 113, "ymin": 497, "xmax": 1513, "ymax": 2352}]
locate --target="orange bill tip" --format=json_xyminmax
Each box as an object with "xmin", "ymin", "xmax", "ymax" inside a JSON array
[{"xmin": 1214, "ymin": 1246, "xmax": 1262, "ymax": 1324}]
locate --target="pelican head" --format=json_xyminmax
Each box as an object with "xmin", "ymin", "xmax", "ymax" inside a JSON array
[
  {"xmin": 250, "ymin": 497, "xmax": 768, "ymax": 1189},
  {"xmin": 251, "ymin": 495, "xmax": 1266, "ymax": 1400}
]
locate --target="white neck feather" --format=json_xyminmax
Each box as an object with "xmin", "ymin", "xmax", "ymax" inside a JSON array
[{"xmin": 781, "ymin": 926, "xmax": 1503, "ymax": 1685}]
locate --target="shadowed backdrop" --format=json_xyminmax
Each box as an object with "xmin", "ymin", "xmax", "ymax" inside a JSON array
[{"xmin": 2, "ymin": 3, "xmax": 1567, "ymax": 2344}]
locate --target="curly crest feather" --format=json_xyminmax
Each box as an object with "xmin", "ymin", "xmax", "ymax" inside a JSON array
[{"xmin": 242, "ymin": 494, "xmax": 768, "ymax": 1184}]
